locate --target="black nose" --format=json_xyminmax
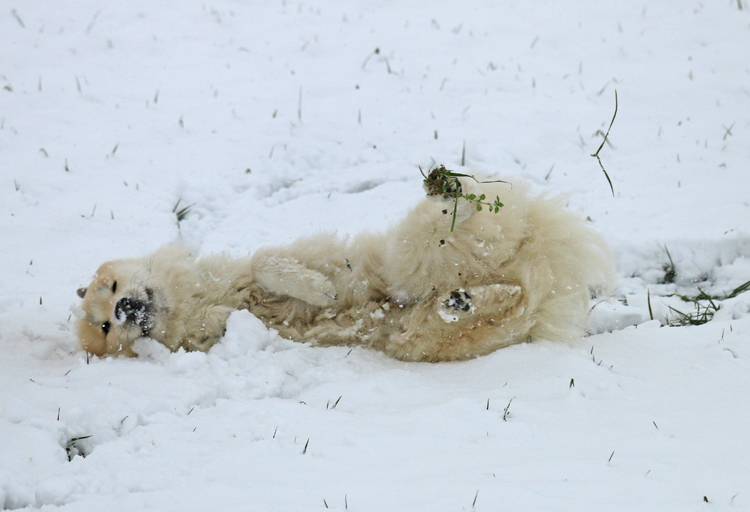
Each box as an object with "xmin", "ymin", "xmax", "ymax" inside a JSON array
[{"xmin": 115, "ymin": 297, "xmax": 149, "ymax": 326}]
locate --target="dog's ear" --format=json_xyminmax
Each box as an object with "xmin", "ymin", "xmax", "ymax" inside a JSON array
[{"xmin": 77, "ymin": 287, "xmax": 87, "ymax": 299}]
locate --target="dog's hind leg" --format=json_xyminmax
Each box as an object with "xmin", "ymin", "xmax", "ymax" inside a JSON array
[
  {"xmin": 251, "ymin": 255, "xmax": 337, "ymax": 307},
  {"xmin": 384, "ymin": 283, "xmax": 528, "ymax": 361},
  {"xmin": 380, "ymin": 171, "xmax": 487, "ymax": 303},
  {"xmin": 437, "ymin": 284, "xmax": 524, "ymax": 324}
]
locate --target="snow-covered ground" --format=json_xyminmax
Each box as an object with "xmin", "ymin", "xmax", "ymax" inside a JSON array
[{"xmin": 2, "ymin": 1, "xmax": 750, "ymax": 510}]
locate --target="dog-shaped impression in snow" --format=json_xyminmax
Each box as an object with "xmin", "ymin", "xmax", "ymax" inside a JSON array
[{"xmin": 74, "ymin": 168, "xmax": 612, "ymax": 362}]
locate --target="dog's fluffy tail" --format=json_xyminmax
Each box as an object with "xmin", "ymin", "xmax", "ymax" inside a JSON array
[{"xmin": 521, "ymin": 192, "xmax": 613, "ymax": 342}]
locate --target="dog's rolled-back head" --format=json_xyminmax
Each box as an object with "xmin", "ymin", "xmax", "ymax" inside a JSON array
[{"xmin": 76, "ymin": 258, "xmax": 159, "ymax": 356}]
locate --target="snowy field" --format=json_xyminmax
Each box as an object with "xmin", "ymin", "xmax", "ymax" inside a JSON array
[{"xmin": 2, "ymin": 1, "xmax": 750, "ymax": 510}]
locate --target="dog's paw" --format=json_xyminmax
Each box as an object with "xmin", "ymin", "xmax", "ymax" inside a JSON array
[
  {"xmin": 253, "ymin": 256, "xmax": 337, "ymax": 307},
  {"xmin": 423, "ymin": 167, "xmax": 463, "ymax": 200},
  {"xmin": 307, "ymin": 278, "xmax": 338, "ymax": 307},
  {"xmin": 445, "ymin": 289, "xmax": 473, "ymax": 312},
  {"xmin": 438, "ymin": 288, "xmax": 475, "ymax": 323},
  {"xmin": 278, "ymin": 268, "xmax": 337, "ymax": 307}
]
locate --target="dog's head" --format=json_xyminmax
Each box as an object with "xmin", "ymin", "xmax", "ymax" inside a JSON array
[{"xmin": 75, "ymin": 259, "xmax": 163, "ymax": 356}]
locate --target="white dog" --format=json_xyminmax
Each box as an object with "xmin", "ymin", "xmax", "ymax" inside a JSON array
[{"xmin": 75, "ymin": 169, "xmax": 611, "ymax": 362}]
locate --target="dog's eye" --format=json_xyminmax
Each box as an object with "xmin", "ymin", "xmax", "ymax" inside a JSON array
[
  {"xmin": 102, "ymin": 321, "xmax": 111, "ymax": 335},
  {"xmin": 112, "ymin": 281, "xmax": 117, "ymax": 294}
]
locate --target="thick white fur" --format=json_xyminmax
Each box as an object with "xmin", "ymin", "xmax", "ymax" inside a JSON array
[{"xmin": 77, "ymin": 176, "xmax": 612, "ymax": 361}]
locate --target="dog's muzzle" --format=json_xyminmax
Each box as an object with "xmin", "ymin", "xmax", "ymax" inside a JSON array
[{"xmin": 114, "ymin": 293, "xmax": 155, "ymax": 335}]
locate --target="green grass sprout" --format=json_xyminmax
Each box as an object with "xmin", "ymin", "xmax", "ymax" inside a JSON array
[
  {"xmin": 591, "ymin": 90, "xmax": 618, "ymax": 196},
  {"xmin": 420, "ymin": 165, "xmax": 506, "ymax": 233}
]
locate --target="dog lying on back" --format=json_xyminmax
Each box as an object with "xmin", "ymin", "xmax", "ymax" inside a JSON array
[{"xmin": 75, "ymin": 169, "xmax": 611, "ymax": 362}]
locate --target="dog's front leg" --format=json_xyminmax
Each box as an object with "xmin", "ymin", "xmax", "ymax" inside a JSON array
[
  {"xmin": 251, "ymin": 256, "xmax": 337, "ymax": 307},
  {"xmin": 180, "ymin": 304, "xmax": 236, "ymax": 352}
]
